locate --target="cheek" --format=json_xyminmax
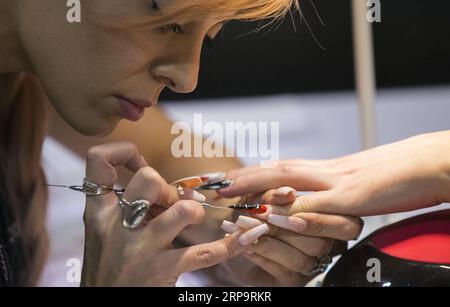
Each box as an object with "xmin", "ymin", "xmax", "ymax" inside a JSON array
[
  {"xmin": 94, "ymin": 30, "xmax": 158, "ymax": 85},
  {"xmin": 23, "ymin": 19, "xmax": 151, "ymax": 103}
]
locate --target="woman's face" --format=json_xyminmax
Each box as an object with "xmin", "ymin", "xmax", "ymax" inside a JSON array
[{"xmin": 18, "ymin": 0, "xmax": 226, "ymax": 136}]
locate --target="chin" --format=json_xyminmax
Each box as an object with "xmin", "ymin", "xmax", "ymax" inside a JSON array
[{"xmin": 71, "ymin": 118, "xmax": 120, "ymax": 137}]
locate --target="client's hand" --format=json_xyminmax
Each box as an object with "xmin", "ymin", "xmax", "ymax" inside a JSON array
[
  {"xmin": 81, "ymin": 142, "xmax": 265, "ymax": 286},
  {"xmin": 218, "ymin": 131, "xmax": 450, "ymax": 217},
  {"xmin": 220, "ymin": 187, "xmax": 362, "ymax": 287}
]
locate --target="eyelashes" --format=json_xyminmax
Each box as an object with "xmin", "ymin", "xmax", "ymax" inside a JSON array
[
  {"xmin": 157, "ymin": 24, "xmax": 216, "ymax": 48},
  {"xmin": 150, "ymin": 0, "xmax": 220, "ymax": 49},
  {"xmin": 158, "ymin": 24, "xmax": 185, "ymax": 35}
]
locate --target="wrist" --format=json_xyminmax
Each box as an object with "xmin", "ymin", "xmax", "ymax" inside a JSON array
[
  {"xmin": 431, "ymin": 131, "xmax": 450, "ymax": 203},
  {"xmin": 413, "ymin": 131, "xmax": 450, "ymax": 203},
  {"xmin": 439, "ymin": 158, "xmax": 450, "ymax": 203}
]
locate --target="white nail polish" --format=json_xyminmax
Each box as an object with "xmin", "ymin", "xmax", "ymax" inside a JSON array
[
  {"xmin": 267, "ymin": 214, "xmax": 307, "ymax": 233},
  {"xmin": 236, "ymin": 215, "xmax": 263, "ymax": 229},
  {"xmin": 191, "ymin": 190, "xmax": 206, "ymax": 202},
  {"xmin": 239, "ymin": 223, "xmax": 269, "ymax": 246},
  {"xmin": 221, "ymin": 220, "xmax": 240, "ymax": 234}
]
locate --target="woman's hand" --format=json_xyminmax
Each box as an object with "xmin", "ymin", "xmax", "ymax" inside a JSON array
[
  {"xmin": 81, "ymin": 142, "xmax": 265, "ymax": 286},
  {"xmin": 218, "ymin": 131, "xmax": 450, "ymax": 217},
  {"xmin": 219, "ymin": 187, "xmax": 362, "ymax": 287}
]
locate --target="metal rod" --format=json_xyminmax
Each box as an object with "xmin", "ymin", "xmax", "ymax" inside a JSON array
[{"xmin": 352, "ymin": 0, "xmax": 377, "ymax": 149}]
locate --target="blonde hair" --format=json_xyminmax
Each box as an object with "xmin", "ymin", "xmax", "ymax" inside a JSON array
[
  {"xmin": 154, "ymin": 0, "xmax": 299, "ymax": 21},
  {"xmin": 98, "ymin": 0, "xmax": 300, "ymax": 29}
]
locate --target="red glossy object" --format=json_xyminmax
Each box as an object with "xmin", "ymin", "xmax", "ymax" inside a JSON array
[
  {"xmin": 244, "ymin": 205, "xmax": 268, "ymax": 215},
  {"xmin": 372, "ymin": 219, "xmax": 450, "ymax": 264}
]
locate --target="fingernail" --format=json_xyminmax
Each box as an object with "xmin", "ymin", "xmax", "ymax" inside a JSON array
[
  {"xmin": 201, "ymin": 172, "xmax": 226, "ymax": 182},
  {"xmin": 273, "ymin": 186, "xmax": 296, "ymax": 197},
  {"xmin": 239, "ymin": 223, "xmax": 269, "ymax": 246},
  {"xmin": 236, "ymin": 215, "xmax": 263, "ymax": 229},
  {"xmin": 250, "ymin": 205, "xmax": 271, "ymax": 220},
  {"xmin": 267, "ymin": 214, "xmax": 307, "ymax": 233},
  {"xmin": 221, "ymin": 220, "xmax": 240, "ymax": 234},
  {"xmin": 180, "ymin": 188, "xmax": 207, "ymax": 202},
  {"xmin": 191, "ymin": 190, "xmax": 206, "ymax": 202}
]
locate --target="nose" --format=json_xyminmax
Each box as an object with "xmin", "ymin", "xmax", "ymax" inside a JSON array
[{"xmin": 151, "ymin": 38, "xmax": 202, "ymax": 94}]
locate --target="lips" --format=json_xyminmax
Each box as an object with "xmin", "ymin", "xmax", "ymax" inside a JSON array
[{"xmin": 115, "ymin": 95, "xmax": 152, "ymax": 122}]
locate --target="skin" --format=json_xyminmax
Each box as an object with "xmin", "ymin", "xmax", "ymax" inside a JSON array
[
  {"xmin": 219, "ymin": 131, "xmax": 450, "ymax": 222},
  {"xmin": 14, "ymin": 0, "xmax": 228, "ymax": 136},
  {"xmin": 1, "ymin": 0, "xmax": 361, "ymax": 286}
]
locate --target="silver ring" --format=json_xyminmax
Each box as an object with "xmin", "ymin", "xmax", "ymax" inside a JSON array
[
  {"xmin": 70, "ymin": 178, "xmax": 114, "ymax": 196},
  {"xmin": 176, "ymin": 185, "xmax": 185, "ymax": 197},
  {"xmin": 305, "ymin": 254, "xmax": 332, "ymax": 276},
  {"xmin": 116, "ymin": 193, "xmax": 151, "ymax": 230}
]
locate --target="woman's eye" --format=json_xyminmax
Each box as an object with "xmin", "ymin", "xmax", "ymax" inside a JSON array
[{"xmin": 157, "ymin": 24, "xmax": 216, "ymax": 48}]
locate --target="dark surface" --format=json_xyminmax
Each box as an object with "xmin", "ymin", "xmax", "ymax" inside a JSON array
[
  {"xmin": 323, "ymin": 210, "xmax": 450, "ymax": 287},
  {"xmin": 0, "ymin": 177, "xmax": 26, "ymax": 287},
  {"xmin": 161, "ymin": 0, "xmax": 450, "ymax": 101}
]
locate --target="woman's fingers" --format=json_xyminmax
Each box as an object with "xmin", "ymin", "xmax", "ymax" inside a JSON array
[
  {"xmin": 85, "ymin": 142, "xmax": 146, "ymax": 186},
  {"xmin": 218, "ymin": 164, "xmax": 335, "ymax": 198},
  {"xmin": 249, "ymin": 191, "xmax": 338, "ymax": 219},
  {"xmin": 148, "ymin": 204, "xmax": 167, "ymax": 218},
  {"xmin": 225, "ymin": 159, "xmax": 333, "ymax": 181},
  {"xmin": 247, "ymin": 236, "xmax": 317, "ymax": 275},
  {"xmin": 84, "ymin": 142, "xmax": 148, "ymax": 220},
  {"xmin": 122, "ymin": 166, "xmax": 180, "ymax": 209},
  {"xmin": 243, "ymin": 253, "xmax": 306, "ymax": 286},
  {"xmin": 255, "ymin": 186, "xmax": 298, "ymax": 205},
  {"xmin": 174, "ymin": 229, "xmax": 264, "ymax": 273},
  {"xmin": 258, "ymin": 199, "xmax": 363, "ymax": 241},
  {"xmin": 227, "ymin": 216, "xmax": 333, "ymax": 257},
  {"xmin": 264, "ymin": 210, "xmax": 363, "ymax": 241},
  {"xmin": 86, "ymin": 142, "xmax": 206, "ymax": 208},
  {"xmin": 147, "ymin": 200, "xmax": 205, "ymax": 246}
]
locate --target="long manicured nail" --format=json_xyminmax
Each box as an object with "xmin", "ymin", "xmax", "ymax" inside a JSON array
[
  {"xmin": 239, "ymin": 223, "xmax": 269, "ymax": 246},
  {"xmin": 273, "ymin": 186, "xmax": 296, "ymax": 197},
  {"xmin": 236, "ymin": 216, "xmax": 263, "ymax": 229},
  {"xmin": 180, "ymin": 188, "xmax": 206, "ymax": 202},
  {"xmin": 267, "ymin": 214, "xmax": 307, "ymax": 233},
  {"xmin": 221, "ymin": 220, "xmax": 240, "ymax": 234},
  {"xmin": 191, "ymin": 190, "xmax": 206, "ymax": 202},
  {"xmin": 201, "ymin": 172, "xmax": 226, "ymax": 182}
]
